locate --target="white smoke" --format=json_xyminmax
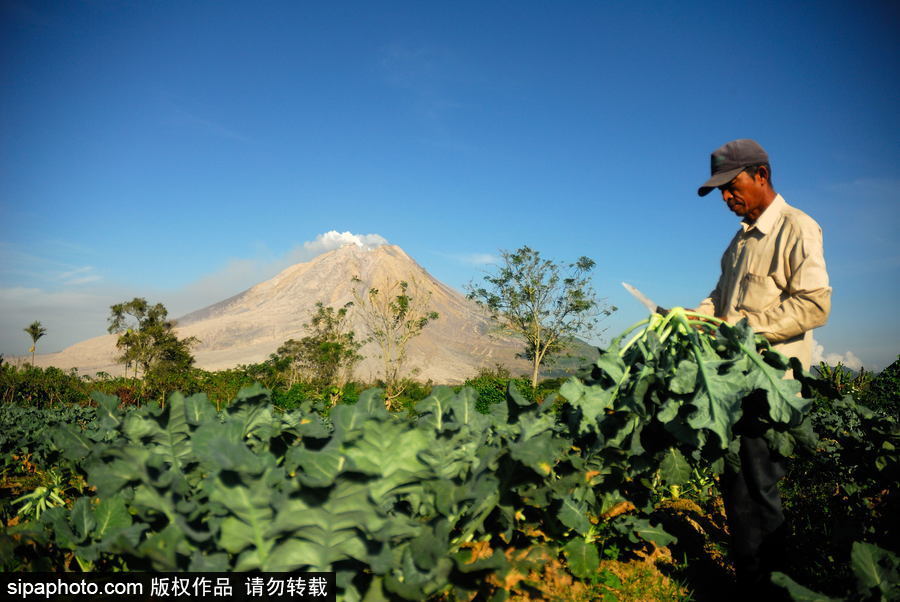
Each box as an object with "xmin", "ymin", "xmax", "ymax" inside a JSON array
[
  {"xmin": 811, "ymin": 336, "xmax": 864, "ymax": 370},
  {"xmin": 296, "ymin": 231, "xmax": 388, "ymax": 258}
]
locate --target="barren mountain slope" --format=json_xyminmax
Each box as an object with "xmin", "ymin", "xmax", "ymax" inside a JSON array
[{"xmin": 33, "ymin": 244, "xmax": 531, "ymax": 383}]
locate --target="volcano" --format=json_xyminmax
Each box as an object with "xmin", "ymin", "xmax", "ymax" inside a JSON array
[{"xmin": 34, "ymin": 244, "xmax": 533, "ymax": 383}]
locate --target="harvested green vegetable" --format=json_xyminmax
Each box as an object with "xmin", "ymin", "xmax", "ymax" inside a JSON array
[{"xmin": 561, "ymin": 307, "xmax": 814, "ymax": 473}]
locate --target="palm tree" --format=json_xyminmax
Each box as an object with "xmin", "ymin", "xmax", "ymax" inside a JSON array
[{"xmin": 24, "ymin": 321, "xmax": 47, "ymax": 365}]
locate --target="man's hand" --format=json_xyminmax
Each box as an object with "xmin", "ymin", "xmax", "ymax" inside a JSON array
[{"xmin": 685, "ymin": 312, "xmax": 721, "ymax": 333}]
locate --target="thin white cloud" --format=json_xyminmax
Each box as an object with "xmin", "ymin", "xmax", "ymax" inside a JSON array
[
  {"xmin": 0, "ymin": 244, "xmax": 102, "ymax": 286},
  {"xmin": 59, "ymin": 266, "xmax": 101, "ymax": 285},
  {"xmin": 58, "ymin": 266, "xmax": 92, "ymax": 279},
  {"xmin": 433, "ymin": 251, "xmax": 499, "ymax": 266},
  {"xmin": 65, "ymin": 274, "xmax": 103, "ymax": 286},
  {"xmin": 811, "ymin": 336, "xmax": 864, "ymax": 371},
  {"xmin": 464, "ymin": 253, "xmax": 499, "ymax": 266}
]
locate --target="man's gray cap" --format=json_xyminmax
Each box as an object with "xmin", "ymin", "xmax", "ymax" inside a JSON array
[{"xmin": 698, "ymin": 139, "xmax": 770, "ymax": 196}]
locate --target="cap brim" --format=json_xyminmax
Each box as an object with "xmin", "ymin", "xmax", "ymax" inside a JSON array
[{"xmin": 697, "ymin": 166, "xmax": 745, "ymax": 197}]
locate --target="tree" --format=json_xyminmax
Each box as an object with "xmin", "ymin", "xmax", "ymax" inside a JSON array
[
  {"xmin": 107, "ymin": 298, "xmax": 198, "ymax": 381},
  {"xmin": 352, "ymin": 277, "xmax": 439, "ymax": 407},
  {"xmin": 467, "ymin": 246, "xmax": 615, "ymax": 389},
  {"xmin": 24, "ymin": 321, "xmax": 47, "ymax": 365},
  {"xmin": 271, "ymin": 302, "xmax": 363, "ymax": 393}
]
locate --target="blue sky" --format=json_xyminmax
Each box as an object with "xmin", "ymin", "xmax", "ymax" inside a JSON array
[{"xmin": 1, "ymin": 1, "xmax": 898, "ymax": 370}]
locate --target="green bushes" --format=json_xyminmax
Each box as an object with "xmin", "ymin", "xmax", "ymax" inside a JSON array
[
  {"xmin": 862, "ymin": 356, "xmax": 900, "ymax": 414},
  {"xmin": 779, "ymin": 359, "xmax": 899, "ymax": 597},
  {"xmin": 0, "ymin": 361, "xmax": 369, "ymax": 412},
  {"xmin": 464, "ymin": 374, "xmax": 534, "ymax": 413},
  {"xmin": 0, "ymin": 364, "xmax": 90, "ymax": 407}
]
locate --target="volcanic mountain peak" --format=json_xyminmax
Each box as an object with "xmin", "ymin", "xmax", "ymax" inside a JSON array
[{"xmin": 35, "ymin": 244, "xmax": 530, "ymax": 382}]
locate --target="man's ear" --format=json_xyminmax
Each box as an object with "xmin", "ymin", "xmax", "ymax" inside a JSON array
[{"xmin": 755, "ymin": 165, "xmax": 770, "ymax": 186}]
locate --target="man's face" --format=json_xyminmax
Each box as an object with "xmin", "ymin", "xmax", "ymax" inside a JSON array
[{"xmin": 717, "ymin": 169, "xmax": 769, "ymax": 221}]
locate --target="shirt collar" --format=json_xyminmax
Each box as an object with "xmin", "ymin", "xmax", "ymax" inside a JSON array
[{"xmin": 741, "ymin": 194, "xmax": 786, "ymax": 235}]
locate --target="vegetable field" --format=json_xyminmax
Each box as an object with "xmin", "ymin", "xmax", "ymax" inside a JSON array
[{"xmin": 1, "ymin": 313, "xmax": 897, "ymax": 601}]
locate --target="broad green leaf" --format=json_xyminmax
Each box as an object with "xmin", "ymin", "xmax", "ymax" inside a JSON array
[
  {"xmin": 280, "ymin": 410, "xmax": 330, "ymax": 439},
  {"xmin": 87, "ymin": 447, "xmax": 151, "ymax": 497},
  {"xmin": 558, "ymin": 493, "xmax": 592, "ymax": 535},
  {"xmin": 509, "ymin": 431, "xmax": 566, "ymax": 477},
  {"xmin": 121, "ymin": 410, "xmax": 159, "ymax": 442},
  {"xmin": 93, "ymin": 392, "xmax": 121, "ymax": 430},
  {"xmin": 746, "ymin": 362, "xmax": 806, "ymax": 424},
  {"xmin": 418, "ymin": 431, "xmax": 481, "ymax": 481},
  {"xmin": 658, "ymin": 448, "xmax": 691, "ymax": 486},
  {"xmin": 670, "ymin": 359, "xmax": 698, "ymax": 394},
  {"xmin": 383, "ymin": 547, "xmax": 453, "ymax": 599},
  {"xmin": 330, "ymin": 404, "xmax": 369, "ymax": 444},
  {"xmin": 657, "ymin": 398, "xmax": 681, "ymax": 423},
  {"xmin": 219, "ymin": 516, "xmax": 267, "ymax": 556},
  {"xmin": 101, "ymin": 523, "xmax": 146, "ymax": 552},
  {"xmin": 409, "ymin": 521, "xmax": 450, "ymax": 571},
  {"xmin": 184, "ymin": 392, "xmax": 216, "ymax": 426},
  {"xmin": 618, "ymin": 365, "xmax": 653, "ymax": 417},
  {"xmin": 686, "ymin": 357, "xmax": 748, "ymax": 449},
  {"xmin": 560, "ymin": 378, "xmax": 615, "ymax": 435},
  {"xmin": 51, "ymin": 425, "xmax": 94, "ymax": 461},
  {"xmin": 564, "ymin": 539, "xmax": 600, "ymax": 579},
  {"xmin": 633, "ymin": 522, "xmax": 677, "ymax": 547},
  {"xmin": 770, "ymin": 572, "xmax": 839, "ymax": 601},
  {"xmin": 237, "ymin": 404, "xmax": 277, "ymax": 442},
  {"xmin": 205, "ymin": 471, "xmax": 277, "ymax": 568},
  {"xmin": 355, "ymin": 388, "xmax": 388, "ymax": 417},
  {"xmin": 197, "ymin": 436, "xmax": 265, "ymax": 474},
  {"xmin": 90, "ymin": 390, "xmax": 121, "ymax": 408},
  {"xmin": 342, "ymin": 419, "xmax": 431, "ymax": 503},
  {"xmin": 448, "ymin": 387, "xmax": 487, "ymax": 430},
  {"xmin": 120, "ymin": 392, "xmax": 193, "ymax": 470},
  {"xmin": 487, "ymin": 389, "xmax": 509, "ymax": 426},
  {"xmin": 618, "ymin": 515, "xmax": 677, "ymax": 547},
  {"xmin": 41, "ymin": 506, "xmax": 80, "ymax": 549},
  {"xmin": 595, "ymin": 353, "xmax": 628, "ymax": 384},
  {"xmin": 607, "ymin": 415, "xmax": 640, "ymax": 449},
  {"xmin": 232, "ymin": 383, "xmax": 271, "ymax": 404},
  {"xmin": 136, "ymin": 524, "xmax": 191, "ymax": 571},
  {"xmin": 266, "ymin": 481, "xmax": 377, "ymax": 571},
  {"xmin": 191, "ymin": 420, "xmax": 245, "ymax": 471},
  {"xmin": 285, "ymin": 447, "xmax": 346, "ymax": 488},
  {"xmin": 132, "ymin": 483, "xmax": 179, "ymax": 523},
  {"xmin": 721, "ymin": 321, "xmax": 809, "ymax": 425},
  {"xmin": 415, "ymin": 386, "xmax": 453, "ymax": 431},
  {"xmin": 851, "ymin": 541, "xmax": 899, "ymax": 596},
  {"xmin": 93, "ymin": 495, "xmax": 131, "ymax": 539}
]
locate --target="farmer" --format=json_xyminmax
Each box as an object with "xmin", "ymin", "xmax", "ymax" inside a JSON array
[{"xmin": 694, "ymin": 138, "xmax": 831, "ymax": 593}]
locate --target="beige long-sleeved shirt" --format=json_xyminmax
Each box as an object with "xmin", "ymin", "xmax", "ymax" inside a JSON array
[{"xmin": 694, "ymin": 194, "xmax": 831, "ymax": 369}]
